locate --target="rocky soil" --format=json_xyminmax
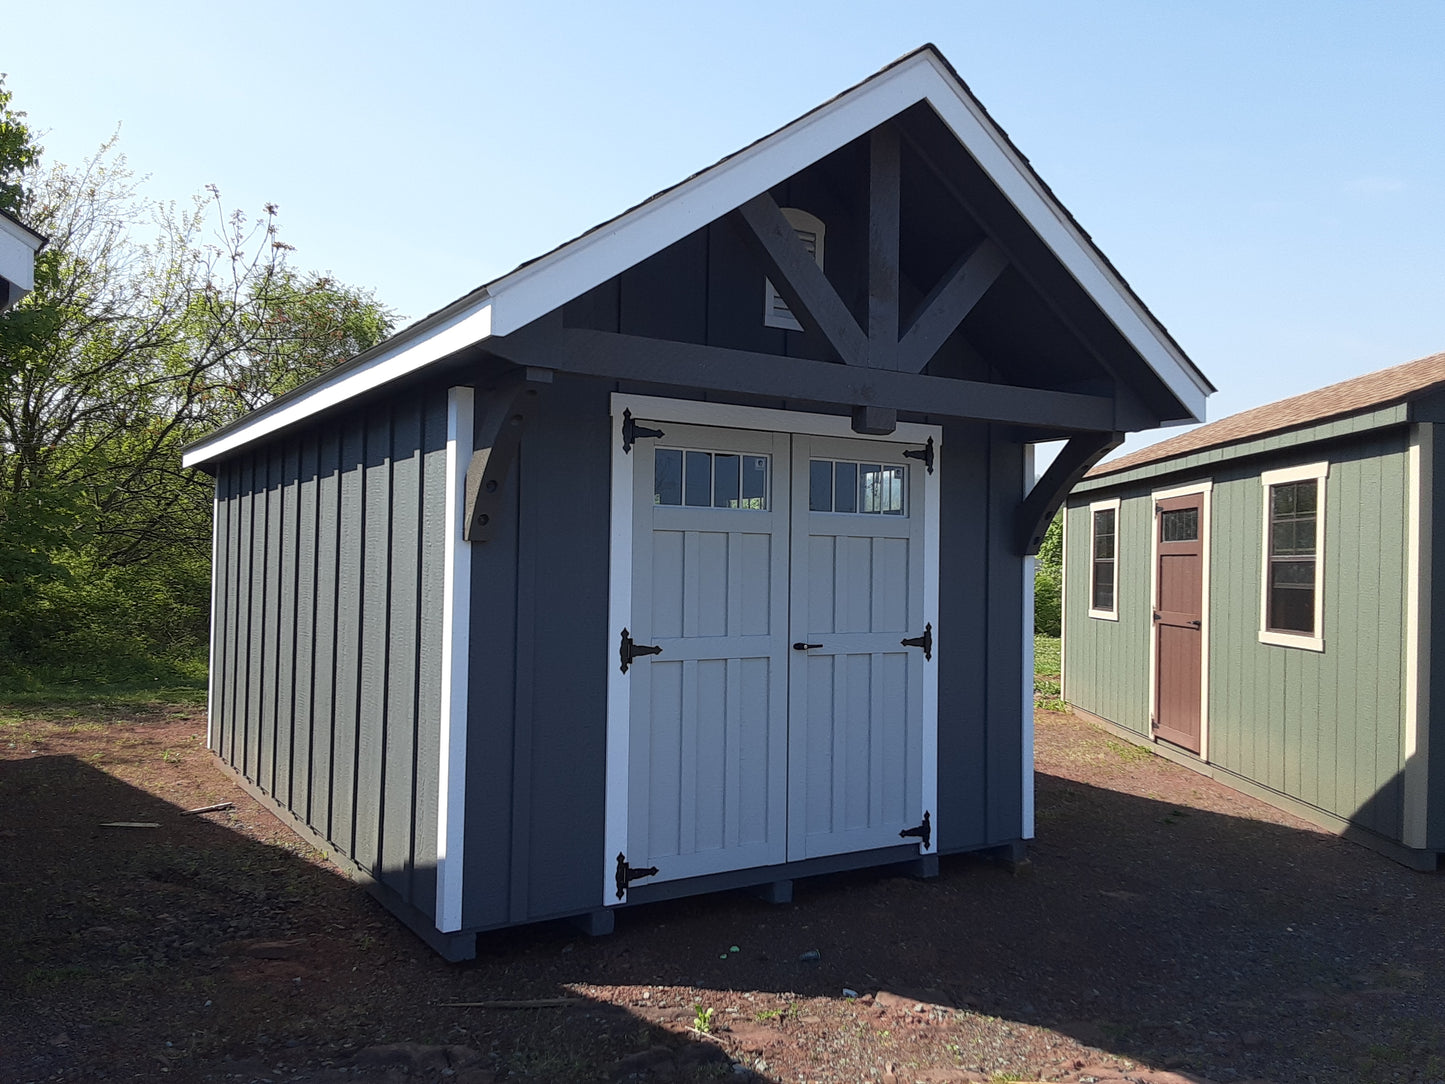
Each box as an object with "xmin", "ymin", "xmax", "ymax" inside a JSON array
[{"xmin": 2, "ymin": 704, "xmax": 1443, "ymax": 1084}]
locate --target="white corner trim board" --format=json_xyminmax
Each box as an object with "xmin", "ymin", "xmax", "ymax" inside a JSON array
[
  {"xmin": 435, "ymin": 387, "xmax": 474, "ymax": 933},
  {"xmin": 1403, "ymin": 427, "xmax": 1432, "ymax": 848}
]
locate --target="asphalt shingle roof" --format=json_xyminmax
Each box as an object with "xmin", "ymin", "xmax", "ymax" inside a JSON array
[{"xmin": 1091, "ymin": 350, "xmax": 1445, "ymax": 478}]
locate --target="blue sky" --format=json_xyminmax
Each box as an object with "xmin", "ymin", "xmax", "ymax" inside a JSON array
[{"xmin": 5, "ymin": 1, "xmax": 1443, "ymax": 455}]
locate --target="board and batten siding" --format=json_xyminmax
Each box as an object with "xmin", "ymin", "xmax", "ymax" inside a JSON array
[
  {"xmin": 1062, "ymin": 492, "xmax": 1154, "ymax": 736},
  {"xmin": 1065, "ymin": 431, "xmax": 1411, "ymax": 843},
  {"xmin": 1206, "ymin": 436, "xmax": 1409, "ymax": 839},
  {"xmin": 211, "ymin": 387, "xmax": 449, "ymax": 923}
]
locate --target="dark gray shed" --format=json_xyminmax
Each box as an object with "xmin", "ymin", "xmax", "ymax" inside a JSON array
[{"xmin": 183, "ymin": 46, "xmax": 1211, "ymax": 959}]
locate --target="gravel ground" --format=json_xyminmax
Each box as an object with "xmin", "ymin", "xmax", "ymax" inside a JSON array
[{"xmin": 2, "ymin": 704, "xmax": 1442, "ymax": 1084}]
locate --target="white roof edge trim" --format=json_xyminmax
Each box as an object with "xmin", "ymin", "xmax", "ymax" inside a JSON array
[
  {"xmin": 181, "ymin": 299, "xmax": 493, "ymax": 467},
  {"xmin": 908, "ymin": 58, "xmax": 1209, "ymax": 416},
  {"xmin": 484, "ymin": 53, "xmax": 943, "ymax": 339},
  {"xmin": 188, "ymin": 47, "xmax": 1206, "ymax": 464},
  {"xmin": 0, "ymin": 215, "xmax": 43, "ymax": 292}
]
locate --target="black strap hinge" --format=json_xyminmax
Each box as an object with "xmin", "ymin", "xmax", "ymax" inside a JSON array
[
  {"xmin": 903, "ymin": 436, "xmax": 935, "ymax": 474},
  {"xmin": 619, "ymin": 628, "xmax": 662, "ymax": 673},
  {"xmin": 615, "ymin": 853, "xmax": 659, "ymax": 900},
  {"xmin": 900, "ymin": 810, "xmax": 932, "ymax": 850},
  {"xmin": 621, "ymin": 409, "xmax": 665, "ymax": 454},
  {"xmin": 900, "ymin": 622, "xmax": 933, "ymax": 661}
]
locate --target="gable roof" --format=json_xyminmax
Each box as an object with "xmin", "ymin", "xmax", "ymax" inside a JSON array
[
  {"xmin": 1089, "ymin": 350, "xmax": 1445, "ymax": 479},
  {"xmin": 183, "ymin": 44, "xmax": 1211, "ymax": 469}
]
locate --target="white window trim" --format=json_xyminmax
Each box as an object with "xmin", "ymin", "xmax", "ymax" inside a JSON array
[
  {"xmin": 763, "ymin": 208, "xmax": 825, "ymax": 331},
  {"xmin": 1087, "ymin": 497, "xmax": 1121, "ymax": 621},
  {"xmin": 1258, "ymin": 461, "xmax": 1328, "ymax": 652},
  {"xmin": 1147, "ymin": 480, "xmax": 1214, "ymax": 763}
]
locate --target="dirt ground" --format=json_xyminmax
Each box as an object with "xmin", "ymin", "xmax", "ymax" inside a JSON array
[{"xmin": 2, "ymin": 704, "xmax": 1443, "ymax": 1084}]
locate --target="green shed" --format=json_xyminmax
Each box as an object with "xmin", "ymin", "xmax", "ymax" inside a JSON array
[{"xmin": 1062, "ymin": 351, "xmax": 1445, "ymax": 870}]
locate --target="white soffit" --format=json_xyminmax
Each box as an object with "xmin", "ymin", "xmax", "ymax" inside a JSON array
[{"xmin": 183, "ymin": 47, "xmax": 1206, "ymax": 468}]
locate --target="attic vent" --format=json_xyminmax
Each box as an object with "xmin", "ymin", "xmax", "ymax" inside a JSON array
[{"xmin": 764, "ymin": 208, "xmax": 826, "ymax": 331}]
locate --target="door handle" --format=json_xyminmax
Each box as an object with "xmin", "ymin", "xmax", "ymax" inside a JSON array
[{"xmin": 793, "ymin": 642, "xmax": 823, "ymax": 651}]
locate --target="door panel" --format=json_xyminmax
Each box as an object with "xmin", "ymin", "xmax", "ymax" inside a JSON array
[
  {"xmin": 627, "ymin": 424, "xmax": 791, "ymax": 881},
  {"xmin": 788, "ymin": 435, "xmax": 926, "ymax": 860},
  {"xmin": 1154, "ymin": 493, "xmax": 1204, "ymax": 753}
]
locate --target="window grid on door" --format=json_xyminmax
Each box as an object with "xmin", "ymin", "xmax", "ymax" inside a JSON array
[
  {"xmin": 654, "ymin": 448, "xmax": 770, "ymax": 510},
  {"xmin": 807, "ymin": 460, "xmax": 906, "ymax": 515}
]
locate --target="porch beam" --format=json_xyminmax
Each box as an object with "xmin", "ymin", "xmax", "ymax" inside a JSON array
[
  {"xmin": 897, "ymin": 239, "xmax": 1007, "ymax": 374},
  {"xmin": 489, "ymin": 326, "xmax": 1117, "ymax": 433},
  {"xmin": 1015, "ymin": 430, "xmax": 1125, "ymax": 555},
  {"xmin": 731, "ymin": 193, "xmax": 869, "ymax": 366}
]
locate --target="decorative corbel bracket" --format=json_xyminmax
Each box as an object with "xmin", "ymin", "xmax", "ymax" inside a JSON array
[
  {"xmin": 462, "ymin": 368, "xmax": 552, "ymax": 542},
  {"xmin": 1015, "ymin": 430, "xmax": 1124, "ymax": 556}
]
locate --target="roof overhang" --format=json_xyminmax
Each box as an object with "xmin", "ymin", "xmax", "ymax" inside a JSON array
[
  {"xmin": 183, "ymin": 46, "xmax": 1210, "ymax": 470},
  {"xmin": 0, "ymin": 209, "xmax": 45, "ymax": 313}
]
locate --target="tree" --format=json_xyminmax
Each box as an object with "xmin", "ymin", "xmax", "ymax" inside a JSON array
[
  {"xmin": 0, "ymin": 73, "xmax": 40, "ymax": 215},
  {"xmin": 1034, "ymin": 512, "xmax": 1063, "ymax": 637},
  {"xmin": 0, "ymin": 93, "xmax": 395, "ymax": 667}
]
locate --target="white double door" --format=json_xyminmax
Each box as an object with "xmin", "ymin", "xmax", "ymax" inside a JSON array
[{"xmin": 618, "ymin": 410, "xmax": 937, "ymax": 887}]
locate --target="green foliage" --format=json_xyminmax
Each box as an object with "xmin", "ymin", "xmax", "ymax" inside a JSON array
[
  {"xmin": 0, "ymin": 74, "xmax": 41, "ymax": 215},
  {"xmin": 1032, "ymin": 512, "xmax": 1063, "ymax": 636},
  {"xmin": 0, "ymin": 86, "xmax": 395, "ymax": 674}
]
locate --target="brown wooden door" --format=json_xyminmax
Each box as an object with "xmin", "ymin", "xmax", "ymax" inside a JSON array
[{"xmin": 1153, "ymin": 494, "xmax": 1203, "ymax": 753}]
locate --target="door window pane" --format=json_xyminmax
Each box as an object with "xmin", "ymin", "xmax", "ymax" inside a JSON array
[
  {"xmin": 809, "ymin": 460, "xmax": 833, "ymax": 511},
  {"xmin": 654, "ymin": 449, "xmax": 682, "ymax": 506},
  {"xmin": 1160, "ymin": 507, "xmax": 1198, "ymax": 542},
  {"xmin": 714, "ymin": 454, "xmax": 740, "ymax": 509},
  {"xmin": 741, "ymin": 456, "xmax": 768, "ymax": 510},
  {"xmin": 833, "ymin": 462, "xmax": 858, "ymax": 512},
  {"xmin": 684, "ymin": 451, "xmax": 712, "ymax": 506}
]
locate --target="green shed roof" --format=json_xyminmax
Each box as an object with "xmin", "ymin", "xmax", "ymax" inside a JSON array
[{"xmin": 1085, "ymin": 350, "xmax": 1445, "ymax": 485}]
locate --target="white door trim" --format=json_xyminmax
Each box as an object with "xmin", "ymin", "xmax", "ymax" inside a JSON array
[
  {"xmin": 1147, "ymin": 480, "xmax": 1213, "ymax": 763},
  {"xmin": 604, "ymin": 393, "xmax": 942, "ymax": 905}
]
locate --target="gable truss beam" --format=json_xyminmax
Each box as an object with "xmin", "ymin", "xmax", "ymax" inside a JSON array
[
  {"xmin": 898, "ymin": 239, "xmax": 1007, "ymax": 374},
  {"xmin": 489, "ymin": 325, "xmax": 1117, "ymax": 433},
  {"xmin": 1015, "ymin": 430, "xmax": 1124, "ymax": 556},
  {"xmin": 732, "ymin": 194, "xmax": 870, "ymax": 367}
]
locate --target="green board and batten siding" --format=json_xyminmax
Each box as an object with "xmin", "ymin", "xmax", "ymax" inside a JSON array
[{"xmin": 1065, "ymin": 422, "xmax": 1411, "ymax": 844}]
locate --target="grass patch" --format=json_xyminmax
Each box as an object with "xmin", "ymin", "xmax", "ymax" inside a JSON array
[
  {"xmin": 1033, "ymin": 635, "xmax": 1060, "ymax": 676},
  {"xmin": 0, "ymin": 653, "xmax": 207, "ymax": 710}
]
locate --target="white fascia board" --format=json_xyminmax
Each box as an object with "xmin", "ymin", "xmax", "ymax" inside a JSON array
[
  {"xmin": 181, "ymin": 299, "xmax": 494, "ymax": 468},
  {"xmin": 915, "ymin": 70, "xmax": 1209, "ymax": 419},
  {"xmin": 486, "ymin": 57, "xmax": 942, "ymax": 338}
]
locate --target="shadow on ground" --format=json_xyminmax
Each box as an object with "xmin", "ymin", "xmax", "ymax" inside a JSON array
[{"xmin": 3, "ymin": 716, "xmax": 1443, "ymax": 1084}]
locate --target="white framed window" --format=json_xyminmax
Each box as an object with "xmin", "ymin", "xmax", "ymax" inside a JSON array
[
  {"xmin": 1087, "ymin": 497, "xmax": 1121, "ymax": 620},
  {"xmin": 763, "ymin": 208, "xmax": 825, "ymax": 331},
  {"xmin": 1258, "ymin": 461, "xmax": 1328, "ymax": 651}
]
